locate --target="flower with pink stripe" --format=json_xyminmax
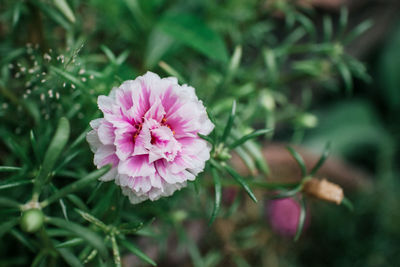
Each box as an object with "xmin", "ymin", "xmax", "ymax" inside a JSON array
[{"xmin": 87, "ymin": 72, "xmax": 214, "ymax": 204}]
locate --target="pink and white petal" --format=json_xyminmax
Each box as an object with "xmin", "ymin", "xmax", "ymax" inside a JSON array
[
  {"xmin": 118, "ymin": 155, "xmax": 155, "ymax": 178},
  {"xmin": 94, "ymin": 145, "xmax": 118, "ymax": 167},
  {"xmin": 144, "ymin": 97, "xmax": 165, "ymax": 122},
  {"xmin": 131, "ymin": 176, "xmax": 152, "ymax": 193},
  {"xmin": 132, "ymin": 129, "xmax": 151, "ymax": 156},
  {"xmin": 114, "ymin": 131, "xmax": 135, "ymax": 160},
  {"xmin": 115, "ymin": 82, "xmax": 134, "ymax": 110},
  {"xmin": 98, "ymin": 121, "xmax": 115, "ymax": 145},
  {"xmin": 99, "ymin": 167, "xmax": 118, "ymax": 182},
  {"xmin": 98, "ymin": 95, "xmax": 115, "ymax": 114},
  {"xmin": 155, "ymin": 160, "xmax": 180, "ymax": 184},
  {"xmin": 89, "ymin": 118, "xmax": 103, "ymax": 130},
  {"xmin": 121, "ymin": 186, "xmax": 149, "ymax": 204},
  {"xmin": 86, "ymin": 129, "xmax": 101, "ymax": 153}
]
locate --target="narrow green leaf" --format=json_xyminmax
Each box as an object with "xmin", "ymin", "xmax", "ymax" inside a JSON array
[
  {"xmin": 197, "ymin": 133, "xmax": 214, "ymax": 144},
  {"xmin": 341, "ymin": 196, "xmax": 354, "ymax": 211},
  {"xmin": 158, "ymin": 61, "xmax": 186, "ymax": 84},
  {"xmin": 53, "ymin": 0, "xmax": 76, "ymax": 23},
  {"xmin": 343, "ymin": 20, "xmax": 373, "ymax": 44},
  {"xmin": 309, "ymin": 142, "xmax": 331, "ymax": 176},
  {"xmin": 46, "ymin": 217, "xmax": 108, "ymax": 259},
  {"xmin": 224, "ymin": 165, "xmax": 257, "ymax": 203},
  {"xmin": 33, "ymin": 117, "xmax": 70, "ymax": 197},
  {"xmin": 75, "ymin": 209, "xmax": 108, "ymax": 231},
  {"xmin": 0, "ymin": 166, "xmax": 21, "ymax": 172},
  {"xmin": 209, "ymin": 168, "xmax": 221, "ymax": 226},
  {"xmin": 294, "ymin": 197, "xmax": 307, "ymax": 241},
  {"xmin": 226, "ymin": 45, "xmax": 242, "ymax": 83},
  {"xmin": 31, "ymin": 250, "xmax": 48, "ymax": 267},
  {"xmin": 243, "ymin": 140, "xmax": 270, "ymax": 176},
  {"xmin": 100, "ymin": 45, "xmax": 116, "ymax": 63},
  {"xmin": 338, "ymin": 7, "xmax": 348, "ymax": 39},
  {"xmin": 159, "ymin": 13, "xmax": 228, "ymax": 62},
  {"xmin": 10, "ymin": 229, "xmax": 36, "ymax": 252},
  {"xmin": 119, "ymin": 239, "xmax": 157, "ymax": 266},
  {"xmin": 50, "ymin": 66, "xmax": 84, "ymax": 88},
  {"xmin": 234, "ymin": 146, "xmax": 257, "ymax": 176},
  {"xmin": 323, "ymin": 16, "xmax": 333, "ymax": 42},
  {"xmin": 41, "ymin": 166, "xmax": 111, "ymax": 207},
  {"xmin": 12, "ymin": 2, "xmax": 22, "ymax": 28},
  {"xmin": 35, "ymin": 0, "xmax": 71, "ymax": 30},
  {"xmin": 221, "ymin": 101, "xmax": 236, "ymax": 142},
  {"xmin": 58, "ymin": 248, "xmax": 85, "ymax": 267},
  {"xmin": 286, "ymin": 146, "xmax": 307, "ymax": 178},
  {"xmin": 336, "ymin": 61, "xmax": 353, "ymax": 94},
  {"xmin": 229, "ymin": 129, "xmax": 272, "ymax": 149},
  {"xmin": 0, "ymin": 197, "xmax": 21, "ymax": 209},
  {"xmin": 55, "ymin": 238, "xmax": 84, "ymax": 248},
  {"xmin": 269, "ymin": 185, "xmax": 302, "ymax": 199},
  {"xmin": 0, "ymin": 218, "xmax": 19, "ymax": 239},
  {"xmin": 296, "ymin": 13, "xmax": 316, "ymax": 40},
  {"xmin": 111, "ymin": 235, "xmax": 121, "ymax": 267}
]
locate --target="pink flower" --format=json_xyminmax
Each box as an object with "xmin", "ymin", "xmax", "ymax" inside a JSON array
[
  {"xmin": 267, "ymin": 198, "xmax": 310, "ymax": 237},
  {"xmin": 87, "ymin": 72, "xmax": 214, "ymax": 204}
]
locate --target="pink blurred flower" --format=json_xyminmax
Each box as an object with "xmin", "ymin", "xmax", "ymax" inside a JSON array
[
  {"xmin": 87, "ymin": 72, "xmax": 214, "ymax": 204},
  {"xmin": 267, "ymin": 198, "xmax": 310, "ymax": 237}
]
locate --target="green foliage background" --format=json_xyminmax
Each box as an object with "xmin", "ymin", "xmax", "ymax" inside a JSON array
[{"xmin": 0, "ymin": 0, "xmax": 399, "ymax": 266}]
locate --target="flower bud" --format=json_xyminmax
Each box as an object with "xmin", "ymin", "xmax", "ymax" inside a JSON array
[
  {"xmin": 260, "ymin": 90, "xmax": 275, "ymax": 111},
  {"xmin": 20, "ymin": 209, "xmax": 44, "ymax": 233},
  {"xmin": 303, "ymin": 178, "xmax": 343, "ymax": 204},
  {"xmin": 296, "ymin": 113, "xmax": 318, "ymax": 128}
]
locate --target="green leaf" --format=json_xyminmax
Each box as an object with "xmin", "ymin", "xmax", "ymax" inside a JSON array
[
  {"xmin": 221, "ymin": 100, "xmax": 236, "ymax": 142},
  {"xmin": 0, "ymin": 218, "xmax": 19, "ymax": 239},
  {"xmin": 286, "ymin": 146, "xmax": 307, "ymax": 178},
  {"xmin": 158, "ymin": 61, "xmax": 186, "ymax": 84},
  {"xmin": 309, "ymin": 142, "xmax": 331, "ymax": 176},
  {"xmin": 119, "ymin": 238, "xmax": 157, "ymax": 266},
  {"xmin": 158, "ymin": 13, "xmax": 228, "ymax": 63},
  {"xmin": 269, "ymin": 185, "xmax": 302, "ymax": 199},
  {"xmin": 229, "ymin": 129, "xmax": 272, "ymax": 149},
  {"xmin": 55, "ymin": 238, "xmax": 84, "ymax": 248},
  {"xmin": 40, "ymin": 166, "xmax": 111, "ymax": 207},
  {"xmin": 75, "ymin": 209, "xmax": 108, "ymax": 231},
  {"xmin": 323, "ymin": 16, "xmax": 333, "ymax": 42},
  {"xmin": 224, "ymin": 165, "xmax": 257, "ymax": 203},
  {"xmin": 338, "ymin": 7, "xmax": 348, "ymax": 38},
  {"xmin": 197, "ymin": 133, "xmax": 214, "ymax": 145},
  {"xmin": 58, "ymin": 248, "xmax": 85, "ymax": 267},
  {"xmin": 209, "ymin": 168, "xmax": 221, "ymax": 226},
  {"xmin": 33, "ymin": 117, "xmax": 70, "ymax": 197},
  {"xmin": 111, "ymin": 235, "xmax": 121, "ymax": 267},
  {"xmin": 0, "ymin": 166, "xmax": 21, "ymax": 172},
  {"xmin": 46, "ymin": 217, "xmax": 108, "ymax": 259},
  {"xmin": 50, "ymin": 66, "xmax": 84, "ymax": 88},
  {"xmin": 343, "ymin": 20, "xmax": 373, "ymax": 44},
  {"xmin": 294, "ymin": 197, "xmax": 307, "ymax": 241},
  {"xmin": 242, "ymin": 140, "xmax": 270, "ymax": 176},
  {"xmin": 0, "ymin": 197, "xmax": 21, "ymax": 209},
  {"xmin": 145, "ymin": 29, "xmax": 175, "ymax": 68},
  {"xmin": 336, "ymin": 61, "xmax": 353, "ymax": 95},
  {"xmin": 341, "ymin": 196, "xmax": 354, "ymax": 211},
  {"xmin": 0, "ymin": 179, "xmax": 32, "ymax": 191},
  {"xmin": 53, "ymin": 0, "xmax": 76, "ymax": 23}
]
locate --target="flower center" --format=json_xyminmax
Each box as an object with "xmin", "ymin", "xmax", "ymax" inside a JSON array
[{"xmin": 143, "ymin": 118, "xmax": 181, "ymax": 163}]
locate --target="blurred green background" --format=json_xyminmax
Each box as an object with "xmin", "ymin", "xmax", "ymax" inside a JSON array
[{"xmin": 1, "ymin": 0, "xmax": 400, "ymax": 266}]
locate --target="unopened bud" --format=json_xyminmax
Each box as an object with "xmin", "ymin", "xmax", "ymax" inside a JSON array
[
  {"xmin": 296, "ymin": 113, "xmax": 318, "ymax": 128},
  {"xmin": 20, "ymin": 209, "xmax": 44, "ymax": 233},
  {"xmin": 303, "ymin": 178, "xmax": 343, "ymax": 205},
  {"xmin": 260, "ymin": 90, "xmax": 275, "ymax": 111}
]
